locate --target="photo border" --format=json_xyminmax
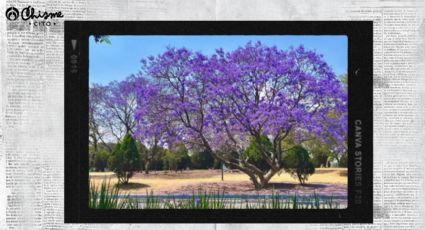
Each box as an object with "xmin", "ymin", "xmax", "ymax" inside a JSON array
[{"xmin": 65, "ymin": 21, "xmax": 373, "ymax": 223}]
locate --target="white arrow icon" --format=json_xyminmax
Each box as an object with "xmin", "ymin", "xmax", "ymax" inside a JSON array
[{"xmin": 71, "ymin": 39, "xmax": 77, "ymax": 51}]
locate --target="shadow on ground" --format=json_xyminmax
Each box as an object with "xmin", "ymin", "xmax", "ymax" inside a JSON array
[
  {"xmin": 265, "ymin": 182, "xmax": 328, "ymax": 190},
  {"xmin": 116, "ymin": 182, "xmax": 150, "ymax": 190},
  {"xmin": 339, "ymin": 171, "xmax": 347, "ymax": 176}
]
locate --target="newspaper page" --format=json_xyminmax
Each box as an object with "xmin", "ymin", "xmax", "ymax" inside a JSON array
[{"xmin": 1, "ymin": 0, "xmax": 424, "ymax": 229}]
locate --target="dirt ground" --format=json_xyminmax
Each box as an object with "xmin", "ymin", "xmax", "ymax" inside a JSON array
[{"xmin": 89, "ymin": 168, "xmax": 347, "ymax": 196}]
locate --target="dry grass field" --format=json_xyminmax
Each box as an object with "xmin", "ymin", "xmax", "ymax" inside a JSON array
[{"xmin": 89, "ymin": 168, "xmax": 347, "ymax": 196}]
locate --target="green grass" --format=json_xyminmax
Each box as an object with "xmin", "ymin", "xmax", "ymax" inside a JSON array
[
  {"xmin": 89, "ymin": 180, "xmax": 137, "ymax": 209},
  {"xmin": 89, "ymin": 180, "xmax": 342, "ymax": 209}
]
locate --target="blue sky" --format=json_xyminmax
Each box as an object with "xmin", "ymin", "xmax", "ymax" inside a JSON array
[{"xmin": 89, "ymin": 35, "xmax": 347, "ymax": 85}]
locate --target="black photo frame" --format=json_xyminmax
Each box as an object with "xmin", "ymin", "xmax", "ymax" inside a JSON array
[{"xmin": 65, "ymin": 21, "xmax": 373, "ymax": 223}]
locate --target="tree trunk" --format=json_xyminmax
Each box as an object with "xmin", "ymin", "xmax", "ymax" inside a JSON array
[
  {"xmin": 199, "ymin": 135, "xmax": 280, "ymax": 190},
  {"xmin": 92, "ymin": 138, "xmax": 98, "ymax": 152},
  {"xmin": 212, "ymin": 153, "xmax": 279, "ymax": 189},
  {"xmin": 144, "ymin": 160, "xmax": 150, "ymax": 174},
  {"xmin": 246, "ymin": 169, "xmax": 278, "ymax": 190},
  {"xmin": 249, "ymin": 174, "xmax": 262, "ymax": 190},
  {"xmin": 126, "ymin": 173, "xmax": 130, "ymax": 184},
  {"xmin": 297, "ymin": 173, "xmax": 303, "ymax": 185}
]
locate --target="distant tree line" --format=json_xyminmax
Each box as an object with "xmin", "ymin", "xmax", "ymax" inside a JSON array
[
  {"xmin": 89, "ymin": 132, "xmax": 345, "ymax": 186},
  {"xmin": 89, "ymin": 136, "xmax": 221, "ymax": 175}
]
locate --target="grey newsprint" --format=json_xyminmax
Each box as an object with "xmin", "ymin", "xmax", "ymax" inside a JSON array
[{"xmin": 1, "ymin": 0, "xmax": 425, "ymax": 229}]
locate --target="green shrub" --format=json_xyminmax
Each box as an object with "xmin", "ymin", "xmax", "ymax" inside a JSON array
[
  {"xmin": 244, "ymin": 135, "xmax": 273, "ymax": 171},
  {"xmin": 108, "ymin": 134, "xmax": 140, "ymax": 184},
  {"xmin": 89, "ymin": 180, "xmax": 136, "ymax": 209},
  {"xmin": 190, "ymin": 149, "xmax": 215, "ymax": 169},
  {"xmin": 282, "ymin": 146, "xmax": 315, "ymax": 185},
  {"xmin": 163, "ymin": 144, "xmax": 191, "ymax": 171},
  {"xmin": 94, "ymin": 149, "xmax": 110, "ymax": 172}
]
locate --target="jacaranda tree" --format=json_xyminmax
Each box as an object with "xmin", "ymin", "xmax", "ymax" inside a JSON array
[
  {"xmin": 133, "ymin": 79, "xmax": 172, "ymax": 174},
  {"xmin": 130, "ymin": 42, "xmax": 346, "ymax": 189},
  {"xmin": 97, "ymin": 75, "xmax": 145, "ymax": 142},
  {"xmin": 89, "ymin": 77, "xmax": 142, "ymax": 158}
]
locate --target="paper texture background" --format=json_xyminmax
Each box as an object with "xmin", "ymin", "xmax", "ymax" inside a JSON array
[{"xmin": 1, "ymin": 0, "xmax": 425, "ymax": 229}]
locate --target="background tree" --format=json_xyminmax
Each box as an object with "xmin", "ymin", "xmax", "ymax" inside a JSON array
[
  {"xmin": 141, "ymin": 139, "xmax": 162, "ymax": 174},
  {"xmin": 190, "ymin": 149, "xmax": 215, "ymax": 169},
  {"xmin": 175, "ymin": 145, "xmax": 191, "ymax": 170},
  {"xmin": 89, "ymin": 84, "xmax": 115, "ymax": 170},
  {"xmin": 89, "ymin": 77, "xmax": 143, "ymax": 151},
  {"xmin": 108, "ymin": 134, "xmax": 140, "ymax": 184},
  {"xmin": 304, "ymin": 139, "xmax": 332, "ymax": 168},
  {"xmin": 133, "ymin": 79, "xmax": 171, "ymax": 174},
  {"xmin": 89, "ymin": 143, "xmax": 116, "ymax": 171},
  {"xmin": 282, "ymin": 146, "xmax": 315, "ymax": 185},
  {"xmin": 101, "ymin": 76, "xmax": 143, "ymax": 141},
  {"xmin": 139, "ymin": 146, "xmax": 167, "ymax": 171},
  {"xmin": 90, "ymin": 77, "xmax": 147, "ymax": 177},
  {"xmin": 137, "ymin": 142, "xmax": 147, "ymax": 171},
  {"xmin": 163, "ymin": 144, "xmax": 191, "ymax": 172},
  {"xmin": 93, "ymin": 149, "xmax": 110, "ymax": 172}
]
